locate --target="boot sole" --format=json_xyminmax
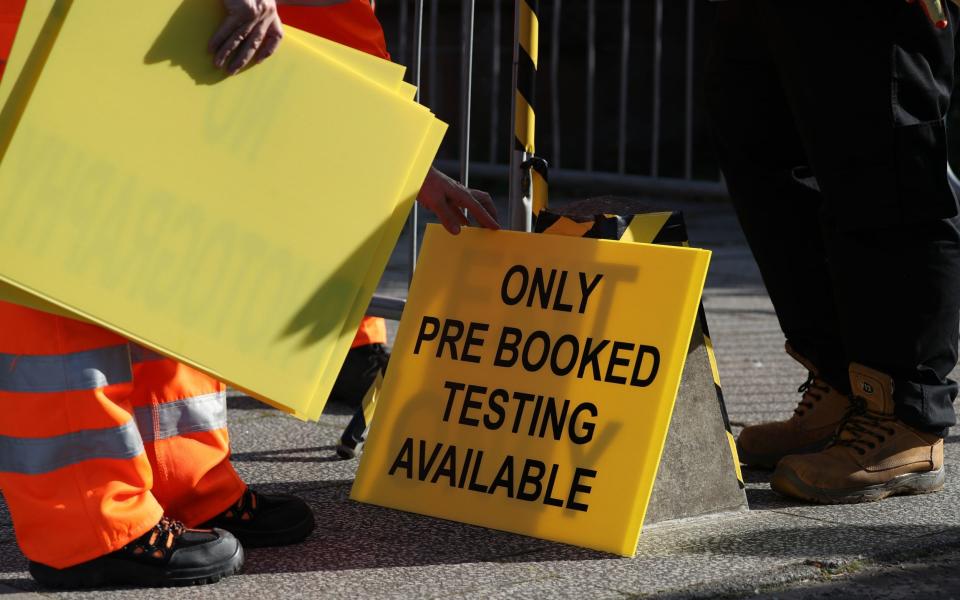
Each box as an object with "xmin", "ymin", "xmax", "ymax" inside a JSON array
[
  {"xmin": 29, "ymin": 544, "xmax": 244, "ymax": 589},
  {"xmin": 771, "ymin": 466, "xmax": 945, "ymax": 504}
]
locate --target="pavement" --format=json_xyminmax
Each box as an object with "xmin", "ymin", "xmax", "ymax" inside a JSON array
[{"xmin": 2, "ymin": 197, "xmax": 959, "ymax": 599}]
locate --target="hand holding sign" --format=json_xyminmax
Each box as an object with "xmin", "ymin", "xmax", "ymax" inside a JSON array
[
  {"xmin": 210, "ymin": 0, "xmax": 283, "ymax": 74},
  {"xmin": 417, "ymin": 168, "xmax": 500, "ymax": 235}
]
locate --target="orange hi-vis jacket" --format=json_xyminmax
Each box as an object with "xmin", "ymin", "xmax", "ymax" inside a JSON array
[
  {"xmin": 0, "ymin": 0, "xmax": 25, "ymax": 81},
  {"xmin": 279, "ymin": 0, "xmax": 389, "ymax": 61},
  {"xmin": 0, "ymin": 1, "xmax": 388, "ymax": 569}
]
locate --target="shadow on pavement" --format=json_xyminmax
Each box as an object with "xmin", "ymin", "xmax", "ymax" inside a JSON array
[
  {"xmin": 236, "ymin": 479, "xmax": 617, "ymax": 575},
  {"xmin": 0, "ymin": 579, "xmax": 32, "ymax": 595},
  {"xmin": 0, "ymin": 525, "xmax": 28, "ymax": 580},
  {"xmin": 230, "ymin": 446, "xmax": 345, "ymax": 464},
  {"xmin": 736, "ymin": 466, "xmax": 813, "ymax": 511},
  {"xmin": 751, "ymin": 548, "xmax": 960, "ymax": 600},
  {"xmin": 227, "ymin": 395, "xmax": 270, "ymax": 410},
  {"xmin": 744, "ymin": 487, "xmax": 802, "ymax": 511},
  {"xmin": 661, "ymin": 525, "xmax": 960, "ymax": 560},
  {"xmin": 742, "ymin": 466, "xmax": 774, "ymax": 485},
  {"xmin": 227, "ymin": 394, "xmax": 357, "ymax": 416},
  {"xmin": 196, "ymin": 479, "xmax": 960, "ymax": 576},
  {"xmin": 654, "ymin": 541, "xmax": 960, "ymax": 600}
]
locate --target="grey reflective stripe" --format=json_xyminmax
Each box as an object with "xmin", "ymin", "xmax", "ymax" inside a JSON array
[
  {"xmin": 0, "ymin": 345, "xmax": 132, "ymax": 393},
  {"xmin": 0, "ymin": 420, "xmax": 144, "ymax": 475},
  {"xmin": 134, "ymin": 392, "xmax": 227, "ymax": 443},
  {"xmin": 129, "ymin": 344, "xmax": 166, "ymax": 365}
]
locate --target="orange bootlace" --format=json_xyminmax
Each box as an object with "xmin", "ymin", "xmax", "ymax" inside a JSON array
[
  {"xmin": 221, "ymin": 489, "xmax": 259, "ymax": 522},
  {"xmin": 124, "ymin": 517, "xmax": 186, "ymax": 560}
]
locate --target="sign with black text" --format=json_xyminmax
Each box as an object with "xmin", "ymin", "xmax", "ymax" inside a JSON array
[{"xmin": 351, "ymin": 225, "xmax": 710, "ymax": 556}]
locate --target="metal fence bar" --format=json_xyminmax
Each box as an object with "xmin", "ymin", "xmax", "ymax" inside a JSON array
[
  {"xmin": 617, "ymin": 0, "xmax": 631, "ymax": 174},
  {"xmin": 407, "ymin": 0, "xmax": 424, "ymax": 284},
  {"xmin": 650, "ymin": 0, "xmax": 663, "ymax": 177},
  {"xmin": 428, "ymin": 0, "xmax": 439, "ymax": 109},
  {"xmin": 397, "ymin": 0, "xmax": 409, "ymax": 73},
  {"xmin": 460, "ymin": 0, "xmax": 477, "ymax": 187},
  {"xmin": 507, "ymin": 0, "xmax": 525, "ymax": 230},
  {"xmin": 684, "ymin": 0, "xmax": 694, "ymax": 180},
  {"xmin": 585, "ymin": 0, "xmax": 595, "ymax": 171},
  {"xmin": 437, "ymin": 160, "xmax": 728, "ymax": 198},
  {"xmin": 550, "ymin": 0, "xmax": 561, "ymax": 169},
  {"xmin": 489, "ymin": 0, "xmax": 502, "ymax": 163}
]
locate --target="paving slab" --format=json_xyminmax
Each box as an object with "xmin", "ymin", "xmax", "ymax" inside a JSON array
[
  {"xmin": 2, "ymin": 198, "xmax": 959, "ymax": 598},
  {"xmin": 749, "ymin": 544, "xmax": 960, "ymax": 600}
]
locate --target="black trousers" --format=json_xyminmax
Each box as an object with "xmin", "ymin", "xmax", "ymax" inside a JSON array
[{"xmin": 706, "ymin": 0, "xmax": 960, "ymax": 434}]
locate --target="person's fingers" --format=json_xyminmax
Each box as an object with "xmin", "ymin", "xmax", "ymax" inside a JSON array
[
  {"xmin": 214, "ymin": 18, "xmax": 257, "ymax": 70},
  {"xmin": 471, "ymin": 190, "xmax": 500, "ymax": 225},
  {"xmin": 434, "ymin": 199, "xmax": 465, "ymax": 235},
  {"xmin": 450, "ymin": 186, "xmax": 499, "ymax": 230},
  {"xmin": 209, "ymin": 14, "xmax": 244, "ymax": 54},
  {"xmin": 227, "ymin": 14, "xmax": 273, "ymax": 74},
  {"xmin": 448, "ymin": 198, "xmax": 469, "ymax": 227},
  {"xmin": 254, "ymin": 17, "xmax": 284, "ymax": 64},
  {"xmin": 425, "ymin": 190, "xmax": 468, "ymax": 234}
]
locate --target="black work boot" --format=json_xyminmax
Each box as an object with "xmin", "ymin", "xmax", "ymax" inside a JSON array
[
  {"xmin": 29, "ymin": 517, "xmax": 243, "ymax": 589},
  {"xmin": 199, "ymin": 488, "xmax": 315, "ymax": 548}
]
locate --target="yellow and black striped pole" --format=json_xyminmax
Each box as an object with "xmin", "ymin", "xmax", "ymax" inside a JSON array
[{"xmin": 508, "ymin": 0, "xmax": 548, "ymax": 231}]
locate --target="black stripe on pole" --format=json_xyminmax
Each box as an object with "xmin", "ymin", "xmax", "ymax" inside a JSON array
[{"xmin": 516, "ymin": 51, "xmax": 537, "ymax": 112}]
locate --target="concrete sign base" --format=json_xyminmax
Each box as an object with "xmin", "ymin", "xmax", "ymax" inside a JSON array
[{"xmin": 535, "ymin": 196, "xmax": 748, "ymax": 524}]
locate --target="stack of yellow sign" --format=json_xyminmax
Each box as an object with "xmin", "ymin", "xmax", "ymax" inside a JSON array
[{"xmin": 0, "ymin": 0, "xmax": 446, "ymax": 420}]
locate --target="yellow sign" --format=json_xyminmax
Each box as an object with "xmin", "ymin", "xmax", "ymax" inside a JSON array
[
  {"xmin": 0, "ymin": 0, "xmax": 445, "ymax": 420},
  {"xmin": 352, "ymin": 225, "xmax": 710, "ymax": 556}
]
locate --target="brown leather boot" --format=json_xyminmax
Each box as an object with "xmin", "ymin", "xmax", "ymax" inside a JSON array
[
  {"xmin": 735, "ymin": 343, "xmax": 852, "ymax": 468},
  {"xmin": 771, "ymin": 363, "xmax": 944, "ymax": 504}
]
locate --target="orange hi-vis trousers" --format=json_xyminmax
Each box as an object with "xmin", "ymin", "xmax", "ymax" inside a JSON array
[{"xmin": 0, "ymin": 302, "xmax": 246, "ymax": 569}]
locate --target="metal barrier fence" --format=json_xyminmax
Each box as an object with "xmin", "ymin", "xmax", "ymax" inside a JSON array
[
  {"xmin": 387, "ymin": 1, "xmax": 724, "ymax": 189},
  {"xmin": 368, "ymin": 0, "xmax": 726, "ymax": 321}
]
